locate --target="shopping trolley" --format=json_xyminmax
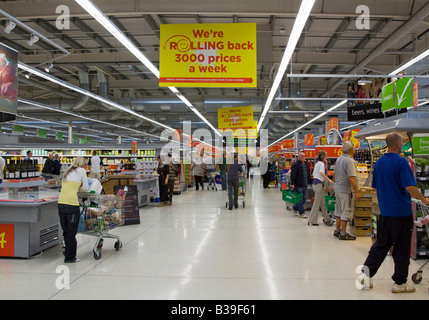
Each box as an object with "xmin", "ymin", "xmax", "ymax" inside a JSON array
[
  {"xmin": 206, "ymin": 170, "xmax": 219, "ymax": 191},
  {"xmin": 411, "ymin": 199, "xmax": 429, "ymax": 286},
  {"xmin": 77, "ymin": 189, "xmax": 126, "ymax": 260},
  {"xmin": 226, "ymin": 175, "xmax": 246, "ymax": 208}
]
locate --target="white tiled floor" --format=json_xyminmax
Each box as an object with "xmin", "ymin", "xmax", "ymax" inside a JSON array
[{"xmin": 1, "ymin": 177, "xmax": 429, "ymax": 300}]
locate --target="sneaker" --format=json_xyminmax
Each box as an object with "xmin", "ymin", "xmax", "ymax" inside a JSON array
[
  {"xmin": 299, "ymin": 214, "xmax": 307, "ymax": 218},
  {"xmin": 64, "ymin": 258, "xmax": 80, "ymax": 263},
  {"xmin": 339, "ymin": 233, "xmax": 356, "ymax": 240},
  {"xmin": 333, "ymin": 230, "xmax": 340, "ymax": 237},
  {"xmin": 157, "ymin": 203, "xmax": 164, "ymax": 207},
  {"xmin": 392, "ymin": 283, "xmax": 416, "ymax": 293},
  {"xmin": 228, "ymin": 207, "xmax": 233, "ymax": 210}
]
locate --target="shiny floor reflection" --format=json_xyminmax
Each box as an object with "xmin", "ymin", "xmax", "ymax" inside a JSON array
[{"xmin": 1, "ymin": 177, "xmax": 428, "ymax": 300}]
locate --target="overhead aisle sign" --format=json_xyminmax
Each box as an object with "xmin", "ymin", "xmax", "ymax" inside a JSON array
[{"xmin": 159, "ymin": 23, "xmax": 257, "ymax": 88}]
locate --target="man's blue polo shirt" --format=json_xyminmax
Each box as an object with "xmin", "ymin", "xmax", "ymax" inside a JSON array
[{"xmin": 372, "ymin": 153, "xmax": 416, "ymax": 217}]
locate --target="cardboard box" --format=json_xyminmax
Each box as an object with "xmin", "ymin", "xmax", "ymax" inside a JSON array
[
  {"xmin": 101, "ymin": 175, "xmax": 134, "ymax": 194},
  {"xmin": 354, "ymin": 216, "xmax": 372, "ymax": 227},
  {"xmin": 354, "ymin": 197, "xmax": 372, "ymax": 208},
  {"xmin": 350, "ymin": 225, "xmax": 372, "ymax": 237},
  {"xmin": 354, "ymin": 207, "xmax": 372, "ymax": 217}
]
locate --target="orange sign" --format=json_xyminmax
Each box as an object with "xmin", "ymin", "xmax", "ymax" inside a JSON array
[
  {"xmin": 327, "ymin": 117, "xmax": 339, "ymax": 133},
  {"xmin": 304, "ymin": 134, "xmax": 313, "ymax": 147},
  {"xmin": 282, "ymin": 139, "xmax": 294, "ymax": 149},
  {"xmin": 304, "ymin": 149, "xmax": 316, "ymax": 158},
  {"xmin": 315, "ymin": 145, "xmax": 343, "ymax": 158},
  {"xmin": 0, "ymin": 224, "xmax": 14, "ymax": 257},
  {"xmin": 132, "ymin": 141, "xmax": 137, "ymax": 155}
]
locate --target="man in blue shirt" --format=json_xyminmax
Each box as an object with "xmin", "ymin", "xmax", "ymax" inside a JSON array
[{"xmin": 361, "ymin": 132, "xmax": 429, "ymax": 293}]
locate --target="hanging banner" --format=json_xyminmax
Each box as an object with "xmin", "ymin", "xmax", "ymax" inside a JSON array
[
  {"xmin": 217, "ymin": 105, "xmax": 255, "ymax": 130},
  {"xmin": 304, "ymin": 134, "xmax": 313, "ymax": 147},
  {"xmin": 282, "ymin": 139, "xmax": 294, "ymax": 149},
  {"xmin": 159, "ymin": 23, "xmax": 257, "ymax": 88},
  {"xmin": 0, "ymin": 42, "xmax": 18, "ymax": 115},
  {"xmin": 315, "ymin": 145, "xmax": 343, "ymax": 158},
  {"xmin": 347, "ymin": 80, "xmax": 384, "ymax": 121}
]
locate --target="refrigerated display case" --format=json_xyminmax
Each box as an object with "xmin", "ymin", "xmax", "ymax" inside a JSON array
[{"xmin": 0, "ymin": 177, "xmax": 62, "ymax": 258}]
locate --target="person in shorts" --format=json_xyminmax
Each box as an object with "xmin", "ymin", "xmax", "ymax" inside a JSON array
[{"xmin": 333, "ymin": 141, "xmax": 361, "ymax": 240}]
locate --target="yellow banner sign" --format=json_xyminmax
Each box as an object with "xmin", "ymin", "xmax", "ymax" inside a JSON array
[
  {"xmin": 217, "ymin": 105, "xmax": 255, "ymax": 129},
  {"xmin": 159, "ymin": 23, "xmax": 257, "ymax": 88}
]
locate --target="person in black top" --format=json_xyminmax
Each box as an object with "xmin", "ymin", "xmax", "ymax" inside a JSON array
[
  {"xmin": 157, "ymin": 156, "xmax": 169, "ymax": 207},
  {"xmin": 42, "ymin": 152, "xmax": 55, "ymax": 175},
  {"xmin": 290, "ymin": 152, "xmax": 311, "ymax": 218}
]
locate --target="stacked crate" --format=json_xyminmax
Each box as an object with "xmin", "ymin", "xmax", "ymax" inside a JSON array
[{"xmin": 351, "ymin": 187, "xmax": 374, "ymax": 237}]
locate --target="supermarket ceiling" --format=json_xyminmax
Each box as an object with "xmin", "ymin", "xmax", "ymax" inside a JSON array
[{"xmin": 1, "ymin": 0, "xmax": 429, "ymax": 145}]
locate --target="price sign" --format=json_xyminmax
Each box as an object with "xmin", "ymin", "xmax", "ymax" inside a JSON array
[
  {"xmin": 0, "ymin": 224, "xmax": 14, "ymax": 257},
  {"xmin": 315, "ymin": 145, "xmax": 343, "ymax": 158}
]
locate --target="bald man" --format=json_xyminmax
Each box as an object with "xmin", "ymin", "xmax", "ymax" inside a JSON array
[{"xmin": 361, "ymin": 132, "xmax": 429, "ymax": 293}]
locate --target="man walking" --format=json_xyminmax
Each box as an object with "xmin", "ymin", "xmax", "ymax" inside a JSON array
[
  {"xmin": 361, "ymin": 132, "xmax": 429, "ymax": 293},
  {"xmin": 88, "ymin": 151, "xmax": 103, "ymax": 180},
  {"xmin": 333, "ymin": 141, "xmax": 360, "ymax": 240},
  {"xmin": 290, "ymin": 152, "xmax": 311, "ymax": 218}
]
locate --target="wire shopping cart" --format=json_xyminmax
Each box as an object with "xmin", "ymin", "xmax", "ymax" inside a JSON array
[
  {"xmin": 411, "ymin": 199, "xmax": 429, "ymax": 286},
  {"xmin": 206, "ymin": 170, "xmax": 219, "ymax": 191},
  {"xmin": 226, "ymin": 174, "xmax": 246, "ymax": 208},
  {"xmin": 77, "ymin": 189, "xmax": 126, "ymax": 260}
]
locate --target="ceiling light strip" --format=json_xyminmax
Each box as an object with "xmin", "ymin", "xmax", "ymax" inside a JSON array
[
  {"xmin": 257, "ymin": 0, "xmax": 316, "ymax": 133},
  {"xmin": 17, "ymin": 98, "xmax": 169, "ymax": 141},
  {"xmin": 75, "ymin": 0, "xmax": 220, "ymax": 138},
  {"xmin": 17, "ymin": 62, "xmax": 173, "ymax": 132}
]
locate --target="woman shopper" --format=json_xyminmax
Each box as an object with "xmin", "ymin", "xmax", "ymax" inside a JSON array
[
  {"xmin": 191, "ymin": 150, "xmax": 205, "ymax": 190},
  {"xmin": 308, "ymin": 150, "xmax": 334, "ymax": 226},
  {"xmin": 58, "ymin": 157, "xmax": 89, "ymax": 263}
]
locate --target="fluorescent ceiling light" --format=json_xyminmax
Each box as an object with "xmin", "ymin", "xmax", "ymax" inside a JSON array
[
  {"xmin": 257, "ymin": 0, "xmax": 316, "ymax": 133},
  {"xmin": 18, "ymin": 62, "xmax": 174, "ymax": 132},
  {"xmin": 389, "ymin": 48, "xmax": 429, "ymax": 75},
  {"xmin": 75, "ymin": 0, "xmax": 220, "ymax": 137},
  {"xmin": 17, "ymin": 98, "xmax": 170, "ymax": 141}
]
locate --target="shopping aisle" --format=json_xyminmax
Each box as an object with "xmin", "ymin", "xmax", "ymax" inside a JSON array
[{"xmin": 1, "ymin": 177, "xmax": 428, "ymax": 300}]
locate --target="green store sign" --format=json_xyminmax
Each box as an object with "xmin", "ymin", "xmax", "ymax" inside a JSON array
[
  {"xmin": 413, "ymin": 135, "xmax": 429, "ymax": 156},
  {"xmin": 381, "ymin": 77, "xmax": 414, "ymax": 112}
]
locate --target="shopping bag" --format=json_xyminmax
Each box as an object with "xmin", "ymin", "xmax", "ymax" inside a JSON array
[{"xmin": 282, "ymin": 189, "xmax": 303, "ymax": 204}]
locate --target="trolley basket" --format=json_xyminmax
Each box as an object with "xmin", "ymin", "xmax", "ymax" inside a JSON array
[{"xmin": 282, "ymin": 189, "xmax": 303, "ymax": 205}]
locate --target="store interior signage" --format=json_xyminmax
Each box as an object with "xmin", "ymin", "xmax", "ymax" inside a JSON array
[
  {"xmin": 347, "ymin": 80, "xmax": 385, "ymax": 121},
  {"xmin": 0, "ymin": 42, "xmax": 18, "ymax": 114},
  {"xmin": 159, "ymin": 23, "xmax": 257, "ymax": 88},
  {"xmin": 412, "ymin": 135, "xmax": 429, "ymax": 156},
  {"xmin": 381, "ymin": 77, "xmax": 414, "ymax": 112}
]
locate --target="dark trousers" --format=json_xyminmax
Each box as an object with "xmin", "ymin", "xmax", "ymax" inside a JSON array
[
  {"xmin": 363, "ymin": 215, "xmax": 413, "ymax": 285},
  {"xmin": 58, "ymin": 204, "xmax": 81, "ymax": 261},
  {"xmin": 167, "ymin": 178, "xmax": 175, "ymax": 202},
  {"xmin": 228, "ymin": 179, "xmax": 239, "ymax": 208},
  {"xmin": 159, "ymin": 177, "xmax": 168, "ymax": 202},
  {"xmin": 195, "ymin": 175, "xmax": 204, "ymax": 190}
]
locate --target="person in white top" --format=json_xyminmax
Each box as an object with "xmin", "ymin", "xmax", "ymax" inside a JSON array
[
  {"xmin": 88, "ymin": 151, "xmax": 103, "ymax": 179},
  {"xmin": 308, "ymin": 150, "xmax": 334, "ymax": 226}
]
